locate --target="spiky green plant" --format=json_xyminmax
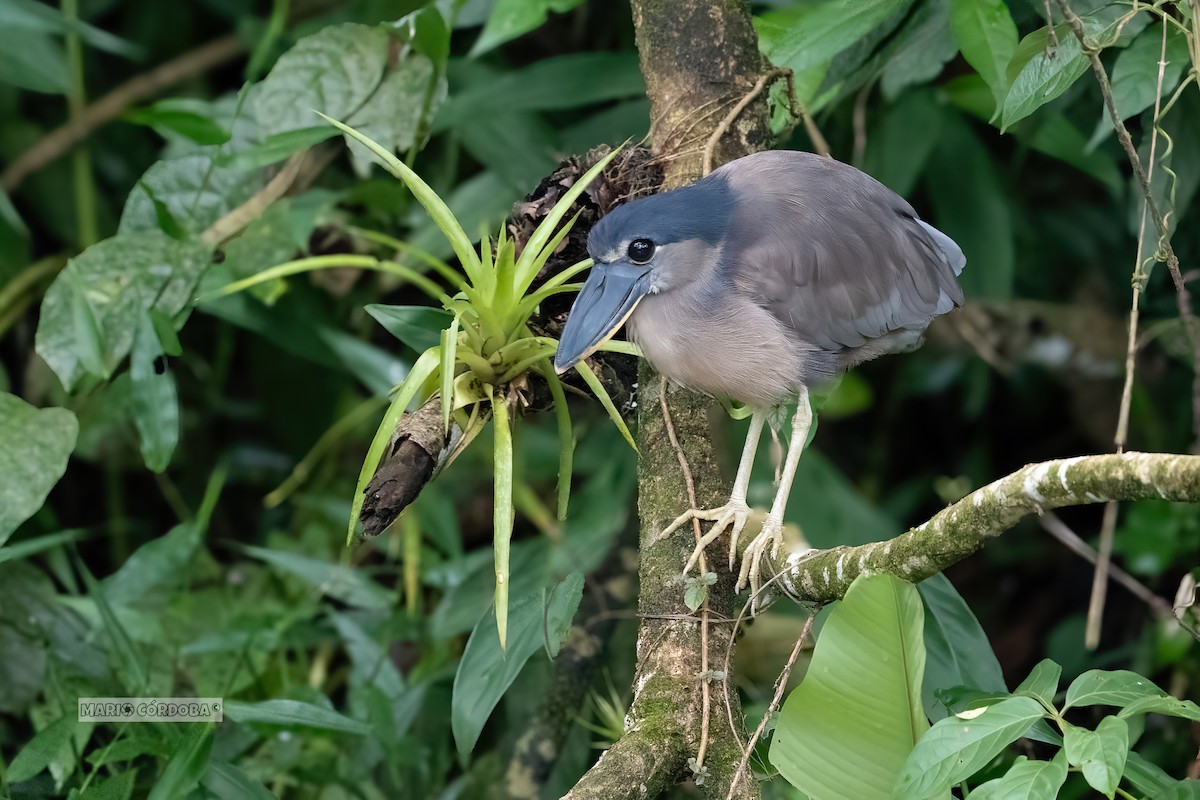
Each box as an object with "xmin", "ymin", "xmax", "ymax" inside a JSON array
[{"xmin": 203, "ymin": 115, "xmax": 639, "ymax": 646}]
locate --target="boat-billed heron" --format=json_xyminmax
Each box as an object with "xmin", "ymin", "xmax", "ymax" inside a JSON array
[{"xmin": 554, "ymin": 150, "xmax": 966, "ymax": 599}]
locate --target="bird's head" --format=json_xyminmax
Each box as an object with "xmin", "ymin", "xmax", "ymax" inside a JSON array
[{"xmin": 553, "ymin": 176, "xmax": 733, "ymax": 372}]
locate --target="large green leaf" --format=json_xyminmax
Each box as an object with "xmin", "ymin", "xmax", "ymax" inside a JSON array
[
  {"xmin": 146, "ymin": 724, "xmax": 213, "ymax": 800},
  {"xmin": 344, "ymin": 54, "xmax": 446, "ymax": 177},
  {"xmin": 365, "ymin": 304, "xmax": 453, "ymax": 353},
  {"xmin": 0, "ymin": 29, "xmax": 66, "ymax": 93},
  {"xmin": 880, "ymin": 0, "xmax": 957, "ymax": 100},
  {"xmin": 895, "ymin": 695, "xmax": 1046, "ymax": 798},
  {"xmin": 969, "ymin": 753, "xmax": 1068, "ymax": 800},
  {"xmin": 1063, "ymin": 716, "xmax": 1129, "ymax": 797},
  {"xmin": 470, "ymin": 0, "xmax": 585, "ymax": 56},
  {"xmin": 433, "ymin": 52, "xmax": 644, "ymax": 133},
  {"xmin": 0, "ymin": 393, "xmax": 77, "ymax": 546},
  {"xmin": 35, "ymin": 233, "xmax": 212, "ymax": 392},
  {"xmin": 199, "ymin": 760, "xmax": 276, "ymax": 800},
  {"xmin": 918, "ymin": 574, "xmax": 1007, "ymax": 719},
  {"xmin": 119, "ymin": 154, "xmax": 262, "ymax": 235},
  {"xmin": 256, "ymin": 23, "xmax": 390, "ymax": 137},
  {"xmin": 223, "ymin": 699, "xmax": 372, "ymax": 734},
  {"xmin": 103, "ymin": 522, "xmax": 202, "ymax": 607},
  {"xmin": 241, "ymin": 545, "xmax": 396, "ymax": 610},
  {"xmin": 1000, "ymin": 26, "xmax": 1089, "ymax": 130},
  {"xmin": 451, "ymin": 572, "xmax": 584, "ymax": 753},
  {"xmin": 770, "ymin": 574, "xmax": 927, "ymax": 800},
  {"xmin": 924, "ymin": 114, "xmax": 1013, "ymax": 298},
  {"xmin": 755, "ymin": 0, "xmax": 913, "ymax": 77},
  {"xmin": 1150, "ymin": 781, "xmax": 1200, "ymax": 799},
  {"xmin": 948, "ymin": 0, "xmax": 1018, "ymax": 107},
  {"xmin": 1064, "ymin": 669, "xmax": 1172, "ymax": 709}
]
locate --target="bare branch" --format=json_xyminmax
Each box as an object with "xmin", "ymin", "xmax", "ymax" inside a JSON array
[
  {"xmin": 769, "ymin": 452, "xmax": 1200, "ymax": 604},
  {"xmin": 1, "ymin": 35, "xmax": 246, "ymax": 193}
]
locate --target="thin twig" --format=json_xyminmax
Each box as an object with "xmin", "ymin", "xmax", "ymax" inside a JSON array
[
  {"xmin": 658, "ymin": 377, "xmax": 714, "ymax": 773},
  {"xmin": 1, "ymin": 35, "xmax": 247, "ymax": 193},
  {"xmin": 1040, "ymin": 512, "xmax": 1173, "ymax": 617},
  {"xmin": 851, "ymin": 77, "xmax": 875, "ymax": 168},
  {"xmin": 725, "ymin": 610, "xmax": 818, "ymax": 800},
  {"xmin": 702, "ymin": 68, "xmax": 785, "ymax": 176},
  {"xmin": 1055, "ymin": 0, "xmax": 1200, "ymax": 448},
  {"xmin": 1086, "ymin": 13, "xmax": 1169, "ymax": 649},
  {"xmin": 201, "ymin": 150, "xmax": 308, "ymax": 247}
]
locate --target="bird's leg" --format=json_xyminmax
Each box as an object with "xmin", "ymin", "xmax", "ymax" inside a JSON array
[
  {"xmin": 658, "ymin": 409, "xmax": 767, "ymax": 576},
  {"xmin": 738, "ymin": 388, "xmax": 813, "ymax": 602}
]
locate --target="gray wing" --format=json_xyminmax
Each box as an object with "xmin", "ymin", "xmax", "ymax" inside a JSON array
[{"xmin": 719, "ymin": 151, "xmax": 965, "ymax": 353}]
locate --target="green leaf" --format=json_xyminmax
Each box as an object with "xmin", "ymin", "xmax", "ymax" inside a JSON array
[
  {"xmin": 1125, "ymin": 750, "xmax": 1179, "ymax": 796},
  {"xmin": 433, "ymin": 52, "xmax": 644, "ymax": 133},
  {"xmin": 1000, "ymin": 26, "xmax": 1089, "ymax": 130},
  {"xmin": 366, "ymin": 304, "xmax": 453, "ymax": 353},
  {"xmin": 863, "ymin": 89, "xmax": 946, "ymax": 197},
  {"xmin": 103, "ymin": 522, "xmax": 201, "ymax": 606},
  {"xmin": 241, "ymin": 545, "xmax": 396, "ymax": 610},
  {"xmin": 1065, "ymin": 669, "xmax": 1171, "ymax": 710},
  {"xmin": 1063, "ymin": 716, "xmax": 1129, "ymax": 797},
  {"xmin": 1014, "ymin": 659, "xmax": 1061, "ymax": 709},
  {"xmin": 880, "ymin": 0, "xmax": 957, "ymax": 100},
  {"xmin": 756, "ymin": 0, "xmax": 913, "ymax": 77},
  {"xmin": 949, "ymin": 0, "xmax": 1018, "ymax": 107},
  {"xmin": 491, "ymin": 392, "xmax": 514, "ymax": 648},
  {"xmin": 1118, "ymin": 694, "xmax": 1200, "ymax": 722},
  {"xmin": 471, "ymin": 0, "xmax": 585, "ymax": 56},
  {"xmin": 123, "ymin": 102, "xmax": 231, "ymax": 146},
  {"xmin": 919, "ymin": 574, "xmax": 1007, "ymax": 720},
  {"xmin": 924, "ymin": 114, "xmax": 1013, "ymax": 298},
  {"xmin": 223, "ymin": 699, "xmax": 372, "ymax": 734},
  {"xmin": 6, "ymin": 715, "xmax": 76, "ymax": 783},
  {"xmin": 894, "ymin": 695, "xmax": 1046, "ymax": 799},
  {"xmin": 1150, "ymin": 780, "xmax": 1200, "ymax": 799},
  {"xmin": 35, "ymin": 234, "xmax": 212, "ymax": 391},
  {"xmin": 0, "ymin": 0, "xmax": 142, "ymax": 58},
  {"xmin": 343, "ymin": 54, "xmax": 446, "ymax": 177},
  {"xmin": 0, "ymin": 29, "xmax": 67, "ymax": 93},
  {"xmin": 77, "ymin": 557, "xmax": 148, "ymax": 691},
  {"xmin": 119, "ymin": 154, "xmax": 261, "ymax": 235},
  {"xmin": 129, "ymin": 312, "xmax": 179, "ymax": 472},
  {"xmin": 76, "ymin": 769, "xmax": 137, "ymax": 800},
  {"xmin": 200, "ymin": 760, "xmax": 276, "ymax": 800},
  {"xmin": 0, "ymin": 393, "xmax": 77, "ymax": 546},
  {"xmin": 1088, "ymin": 25, "xmax": 1190, "ymax": 149},
  {"xmin": 770, "ymin": 574, "xmax": 927, "ymax": 800},
  {"xmin": 147, "ymin": 724, "xmax": 213, "ymax": 800},
  {"xmin": 969, "ymin": 752, "xmax": 1068, "ymax": 800},
  {"xmin": 451, "ymin": 572, "xmax": 583, "ymax": 753},
  {"xmin": 0, "ymin": 529, "xmax": 85, "ymax": 565},
  {"xmin": 256, "ymin": 23, "xmax": 390, "ymax": 138},
  {"xmin": 217, "ymin": 126, "xmax": 340, "ymax": 171}
]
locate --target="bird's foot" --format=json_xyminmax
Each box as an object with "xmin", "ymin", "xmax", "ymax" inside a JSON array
[
  {"xmin": 658, "ymin": 500, "xmax": 755, "ymax": 577},
  {"xmin": 736, "ymin": 515, "xmax": 815, "ymax": 612}
]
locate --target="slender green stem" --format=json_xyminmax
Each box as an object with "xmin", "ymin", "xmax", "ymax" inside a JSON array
[
  {"xmin": 349, "ymin": 227, "xmax": 466, "ymax": 290},
  {"xmin": 62, "ymin": 0, "xmax": 98, "ymax": 247}
]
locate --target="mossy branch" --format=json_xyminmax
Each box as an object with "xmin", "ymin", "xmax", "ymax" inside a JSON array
[{"xmin": 767, "ymin": 452, "xmax": 1200, "ymax": 604}]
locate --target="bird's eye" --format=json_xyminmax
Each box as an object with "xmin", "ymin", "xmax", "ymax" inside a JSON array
[{"xmin": 627, "ymin": 238, "xmax": 655, "ymax": 264}]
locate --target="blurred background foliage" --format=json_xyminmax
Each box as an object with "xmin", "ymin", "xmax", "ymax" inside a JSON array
[{"xmin": 0, "ymin": 0, "xmax": 1198, "ymax": 797}]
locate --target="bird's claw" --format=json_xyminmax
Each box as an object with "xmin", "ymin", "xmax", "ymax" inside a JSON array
[
  {"xmin": 736, "ymin": 517, "xmax": 784, "ymax": 605},
  {"xmin": 659, "ymin": 501, "xmax": 755, "ymax": 577}
]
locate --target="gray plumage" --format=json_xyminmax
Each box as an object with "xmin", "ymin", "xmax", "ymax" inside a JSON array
[{"xmin": 577, "ymin": 150, "xmax": 965, "ymax": 407}]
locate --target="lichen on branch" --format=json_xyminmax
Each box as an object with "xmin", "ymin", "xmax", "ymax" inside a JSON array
[{"xmin": 769, "ymin": 452, "xmax": 1200, "ymax": 604}]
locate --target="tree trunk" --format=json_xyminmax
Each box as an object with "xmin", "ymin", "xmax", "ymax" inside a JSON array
[{"xmin": 567, "ymin": 2, "xmax": 773, "ymax": 797}]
